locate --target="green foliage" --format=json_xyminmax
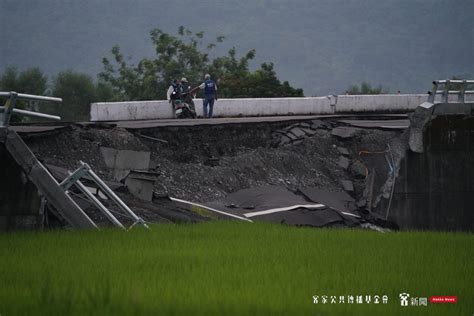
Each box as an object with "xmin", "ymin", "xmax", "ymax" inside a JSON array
[
  {"xmin": 0, "ymin": 66, "xmax": 48, "ymax": 95},
  {"xmin": 98, "ymin": 27, "xmax": 214, "ymax": 101},
  {"xmin": 347, "ymin": 82, "xmax": 387, "ymax": 95},
  {"xmin": 243, "ymin": 62, "xmax": 303, "ymax": 97},
  {"xmin": 0, "ymin": 67, "xmax": 20, "ymax": 92},
  {"xmin": 0, "ymin": 222, "xmax": 472, "ymax": 315},
  {"xmin": 51, "ymin": 70, "xmax": 99, "ymax": 121},
  {"xmin": 0, "ymin": 67, "xmax": 49, "ymax": 122},
  {"xmin": 0, "ymin": 67, "xmax": 117, "ymax": 121},
  {"xmin": 99, "ymin": 27, "xmax": 304, "ymax": 100}
]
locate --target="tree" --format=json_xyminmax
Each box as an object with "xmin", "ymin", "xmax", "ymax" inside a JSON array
[
  {"xmin": 99, "ymin": 27, "xmax": 304, "ymax": 100},
  {"xmin": 346, "ymin": 82, "xmax": 386, "ymax": 95},
  {"xmin": 18, "ymin": 68, "xmax": 49, "ymax": 96},
  {"xmin": 0, "ymin": 66, "xmax": 48, "ymax": 95},
  {"xmin": 99, "ymin": 27, "xmax": 215, "ymax": 101},
  {"xmin": 0, "ymin": 67, "xmax": 19, "ymax": 92},
  {"xmin": 0, "ymin": 67, "xmax": 49, "ymax": 121},
  {"xmin": 1, "ymin": 67, "xmax": 119, "ymax": 122},
  {"xmin": 51, "ymin": 70, "xmax": 97, "ymax": 121},
  {"xmin": 243, "ymin": 63, "xmax": 303, "ymax": 97}
]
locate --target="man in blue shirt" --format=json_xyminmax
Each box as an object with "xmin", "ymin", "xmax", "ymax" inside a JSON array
[{"xmin": 199, "ymin": 74, "xmax": 218, "ymax": 118}]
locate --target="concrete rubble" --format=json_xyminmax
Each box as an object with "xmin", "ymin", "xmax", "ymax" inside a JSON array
[
  {"xmin": 2, "ymin": 108, "xmax": 473, "ymax": 231},
  {"xmin": 0, "ymin": 116, "xmax": 407, "ymax": 231}
]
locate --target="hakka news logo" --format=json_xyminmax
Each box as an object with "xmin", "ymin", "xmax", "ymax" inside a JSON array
[
  {"xmin": 398, "ymin": 293, "xmax": 457, "ymax": 307},
  {"xmin": 399, "ymin": 293, "xmax": 410, "ymax": 306},
  {"xmin": 429, "ymin": 296, "xmax": 458, "ymax": 304},
  {"xmin": 312, "ymin": 292, "xmax": 457, "ymax": 308}
]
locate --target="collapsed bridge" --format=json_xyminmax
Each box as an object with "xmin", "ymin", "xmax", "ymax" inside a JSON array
[{"xmin": 1, "ymin": 80, "xmax": 473, "ymax": 231}]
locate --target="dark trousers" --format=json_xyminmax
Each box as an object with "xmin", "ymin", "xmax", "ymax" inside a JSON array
[{"xmin": 203, "ymin": 97, "xmax": 215, "ymax": 118}]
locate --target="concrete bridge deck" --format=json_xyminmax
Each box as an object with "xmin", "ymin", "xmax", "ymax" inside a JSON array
[{"xmin": 10, "ymin": 114, "xmax": 410, "ymax": 134}]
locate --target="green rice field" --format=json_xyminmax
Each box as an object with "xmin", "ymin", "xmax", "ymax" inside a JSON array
[{"xmin": 0, "ymin": 222, "xmax": 472, "ymax": 315}]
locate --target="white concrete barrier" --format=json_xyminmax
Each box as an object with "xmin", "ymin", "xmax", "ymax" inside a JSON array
[
  {"xmin": 91, "ymin": 100, "xmax": 172, "ymax": 121},
  {"xmin": 90, "ymin": 94, "xmax": 474, "ymax": 121},
  {"xmin": 211, "ymin": 97, "xmax": 334, "ymax": 117},
  {"xmin": 335, "ymin": 94, "xmax": 427, "ymax": 113},
  {"xmin": 90, "ymin": 96, "xmax": 333, "ymax": 121}
]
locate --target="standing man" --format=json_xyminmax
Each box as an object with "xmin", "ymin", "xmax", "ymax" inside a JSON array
[{"xmin": 199, "ymin": 74, "xmax": 218, "ymax": 118}]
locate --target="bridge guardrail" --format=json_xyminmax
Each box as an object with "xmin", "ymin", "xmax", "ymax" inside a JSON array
[{"xmin": 0, "ymin": 91, "xmax": 62, "ymax": 127}]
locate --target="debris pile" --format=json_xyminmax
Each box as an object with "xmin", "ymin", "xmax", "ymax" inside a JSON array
[{"xmin": 17, "ymin": 117, "xmax": 405, "ymax": 229}]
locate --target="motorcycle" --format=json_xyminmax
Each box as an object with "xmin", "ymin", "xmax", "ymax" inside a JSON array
[
  {"xmin": 171, "ymin": 87, "xmax": 198, "ymax": 119},
  {"xmin": 173, "ymin": 97, "xmax": 196, "ymax": 119}
]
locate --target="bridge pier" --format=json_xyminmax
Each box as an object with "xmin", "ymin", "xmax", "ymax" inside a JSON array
[{"xmin": 389, "ymin": 103, "xmax": 474, "ymax": 231}]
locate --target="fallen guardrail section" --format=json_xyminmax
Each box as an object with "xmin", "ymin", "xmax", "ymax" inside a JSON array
[
  {"xmin": 1, "ymin": 92, "xmax": 148, "ymax": 230},
  {"xmin": 60, "ymin": 161, "xmax": 149, "ymax": 230}
]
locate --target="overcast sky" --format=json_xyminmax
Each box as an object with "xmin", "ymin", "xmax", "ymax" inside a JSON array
[{"xmin": 1, "ymin": 0, "xmax": 473, "ymax": 96}]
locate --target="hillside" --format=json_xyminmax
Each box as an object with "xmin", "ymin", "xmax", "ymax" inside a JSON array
[{"xmin": 1, "ymin": 0, "xmax": 473, "ymax": 96}]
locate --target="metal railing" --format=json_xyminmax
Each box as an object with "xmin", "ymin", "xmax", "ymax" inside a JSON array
[
  {"xmin": 0, "ymin": 91, "xmax": 62, "ymax": 127},
  {"xmin": 428, "ymin": 80, "xmax": 474, "ymax": 103},
  {"xmin": 60, "ymin": 161, "xmax": 150, "ymax": 230}
]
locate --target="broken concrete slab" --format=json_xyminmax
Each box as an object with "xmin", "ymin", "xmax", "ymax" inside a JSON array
[
  {"xmin": 311, "ymin": 119, "xmax": 326, "ymax": 130},
  {"xmin": 289, "ymin": 127, "xmax": 306, "ymax": 138},
  {"xmin": 341, "ymin": 180, "xmax": 354, "ymax": 192},
  {"xmin": 207, "ymin": 185, "xmax": 309, "ymax": 214},
  {"xmin": 285, "ymin": 130, "xmax": 300, "ymax": 141},
  {"xmin": 300, "ymin": 127, "xmax": 318, "ymax": 136},
  {"xmin": 255, "ymin": 207, "xmax": 345, "ymax": 227},
  {"xmin": 100, "ymin": 147, "xmax": 150, "ymax": 180},
  {"xmin": 337, "ymin": 147, "xmax": 350, "ymax": 156},
  {"xmin": 299, "ymin": 122, "xmax": 312, "ymax": 129},
  {"xmin": 331, "ymin": 126, "xmax": 359, "ymax": 139},
  {"xmin": 338, "ymin": 156, "xmax": 350, "ymax": 170},
  {"xmin": 279, "ymin": 135, "xmax": 291, "ymax": 145},
  {"xmin": 125, "ymin": 170, "xmax": 158, "ymax": 201},
  {"xmin": 298, "ymin": 187, "xmax": 356, "ymax": 213},
  {"xmin": 204, "ymin": 185, "xmax": 362, "ymax": 227}
]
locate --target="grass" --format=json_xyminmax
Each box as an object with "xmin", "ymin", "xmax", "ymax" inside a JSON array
[{"xmin": 0, "ymin": 221, "xmax": 472, "ymax": 315}]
